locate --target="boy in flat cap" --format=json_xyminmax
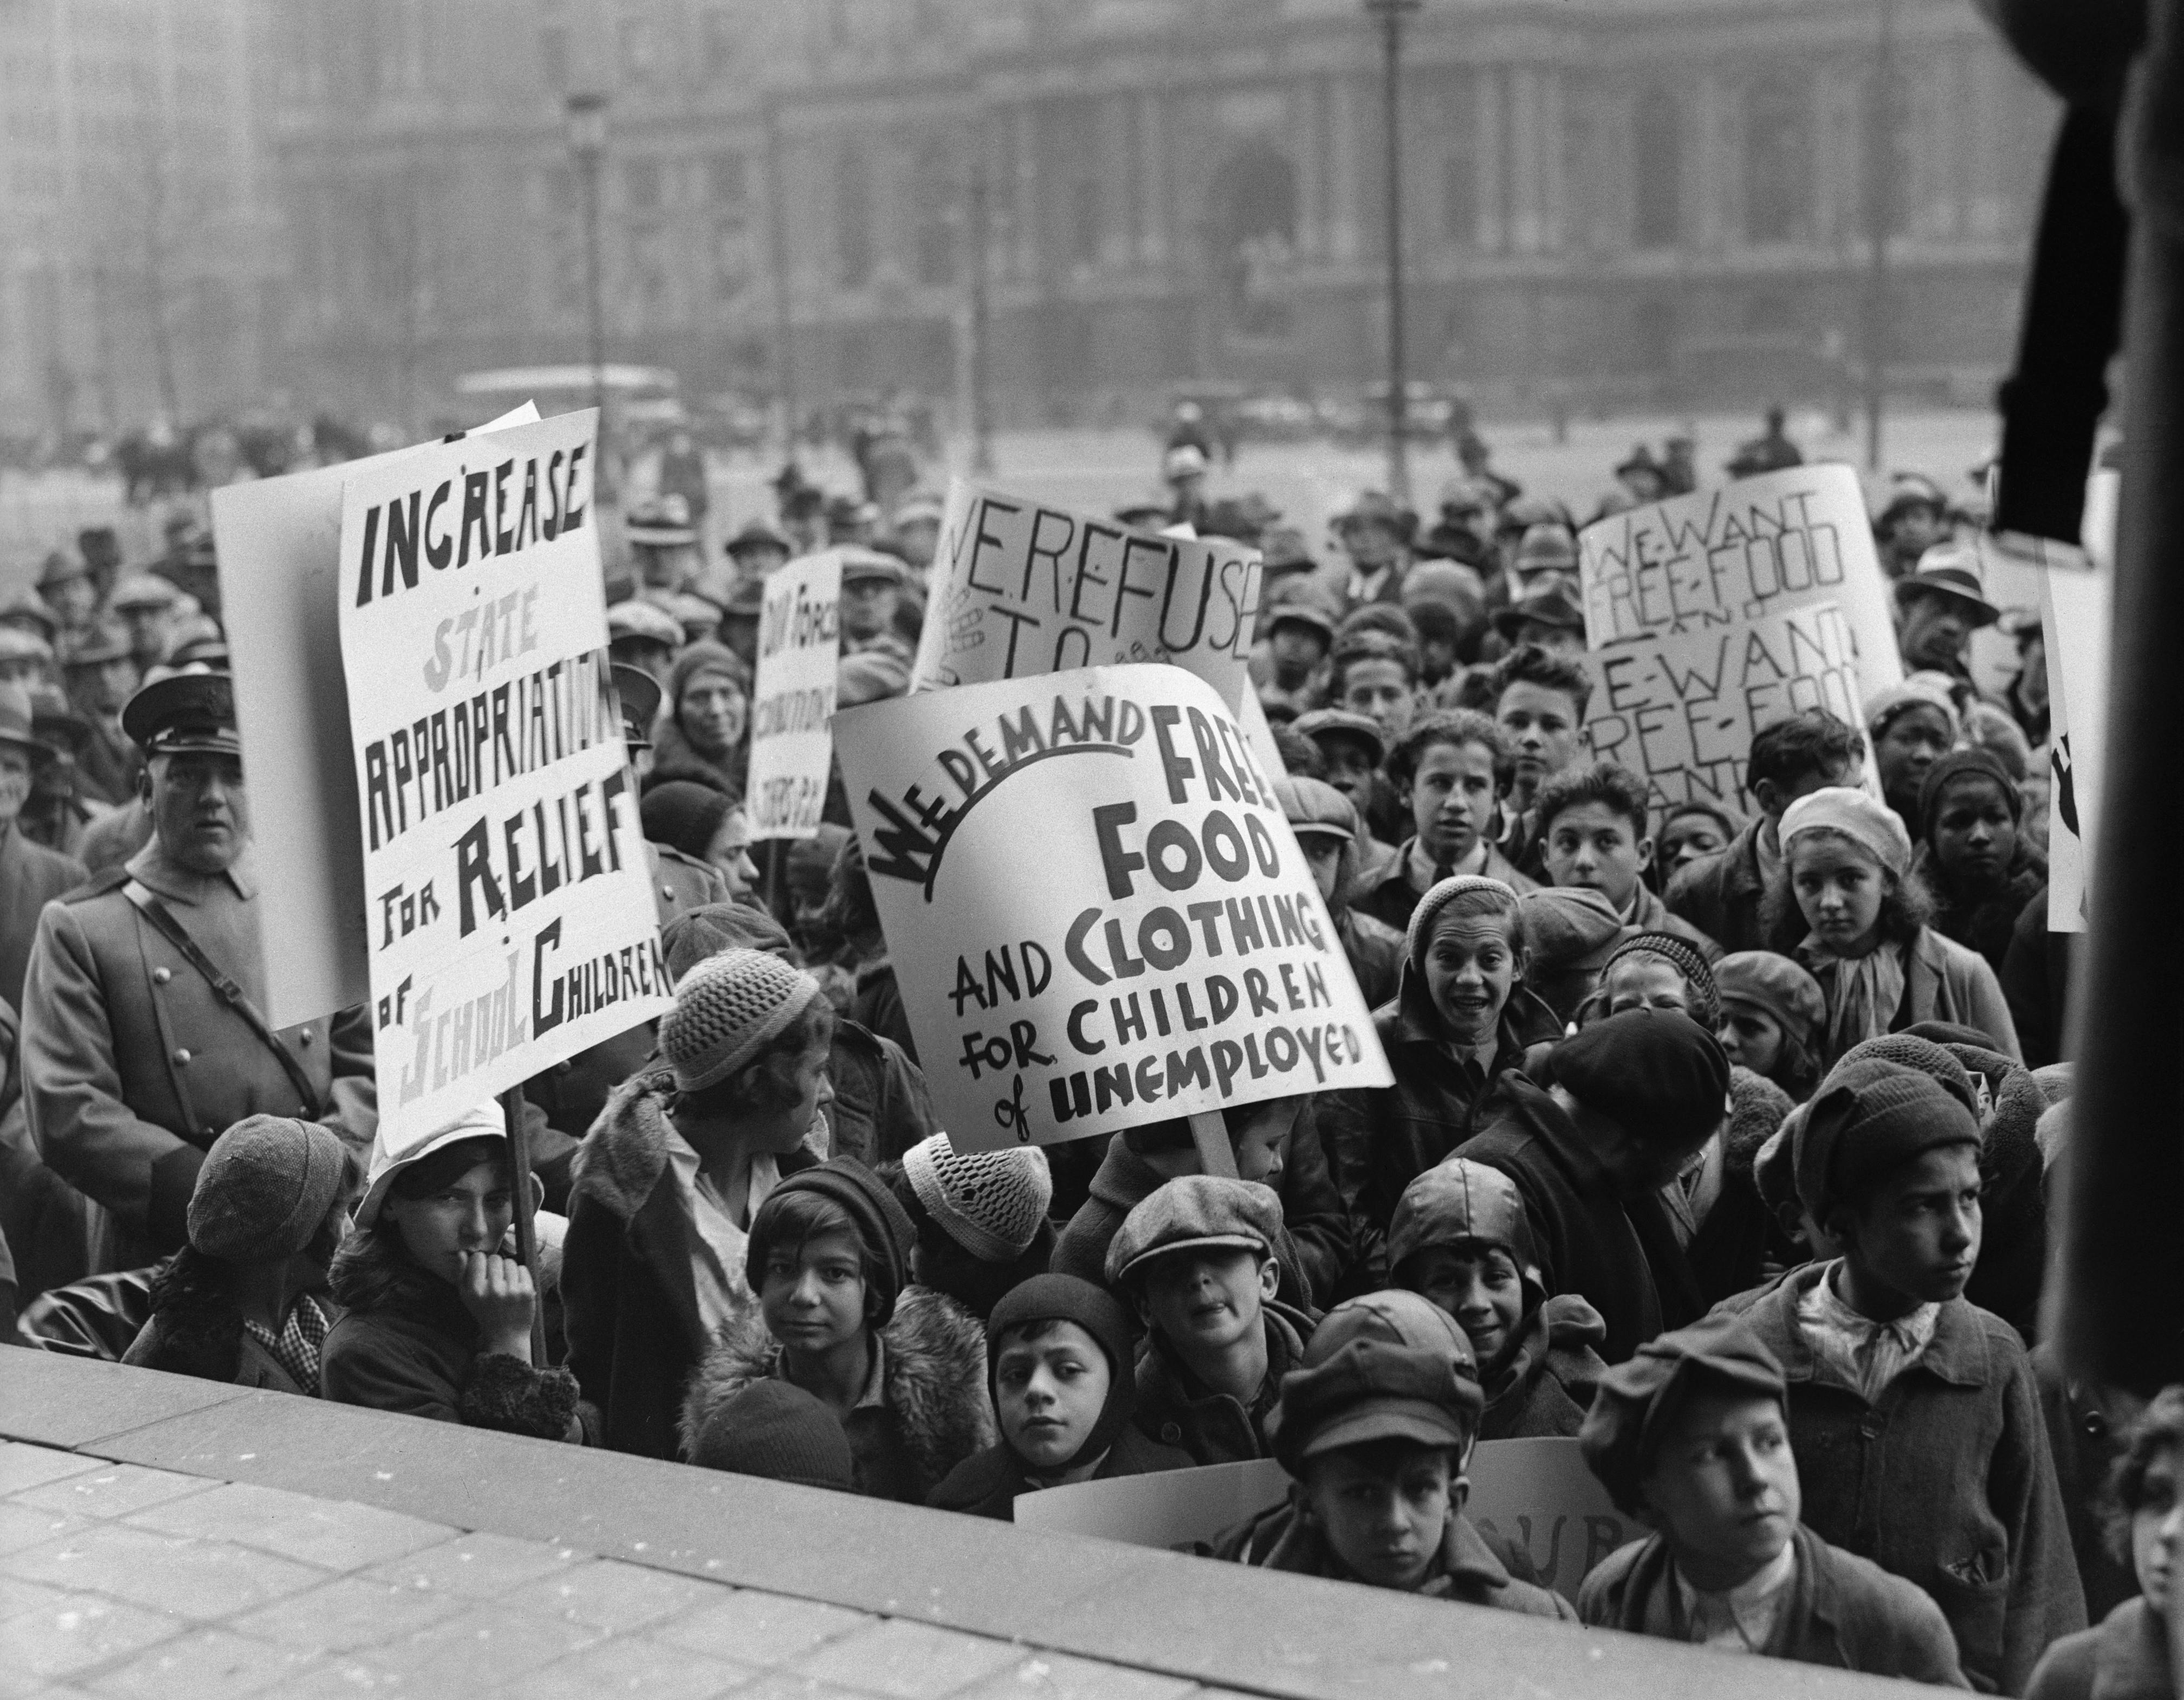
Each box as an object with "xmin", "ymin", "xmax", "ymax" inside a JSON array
[
  {"xmin": 1577, "ymin": 1311, "xmax": 1967, "ymax": 1683},
  {"xmin": 1105, "ymin": 1175, "xmax": 1317, "ymax": 1465},
  {"xmin": 1209, "ymin": 1289, "xmax": 1572, "ymax": 1614},
  {"xmin": 1736, "ymin": 1057, "xmax": 2084, "ymax": 1693}
]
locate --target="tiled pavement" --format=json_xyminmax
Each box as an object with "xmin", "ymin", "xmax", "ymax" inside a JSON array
[{"xmin": 0, "ymin": 1352, "xmax": 1934, "ymax": 1699}]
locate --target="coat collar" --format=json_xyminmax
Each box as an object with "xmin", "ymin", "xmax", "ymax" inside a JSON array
[
  {"xmin": 1744, "ymin": 1262, "xmax": 1992, "ymax": 1391},
  {"xmin": 127, "ymin": 837, "xmax": 258, "ymax": 904}
]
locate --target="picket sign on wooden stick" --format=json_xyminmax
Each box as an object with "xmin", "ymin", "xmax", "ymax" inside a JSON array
[
  {"xmin": 498, "ymin": 1084, "xmax": 546, "ymax": 1366},
  {"xmin": 1189, "ymin": 1110, "xmax": 1239, "ymax": 1179}
]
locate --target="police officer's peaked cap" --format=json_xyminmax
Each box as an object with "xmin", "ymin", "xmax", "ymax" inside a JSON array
[{"xmin": 121, "ymin": 671, "xmax": 239, "ymax": 759}]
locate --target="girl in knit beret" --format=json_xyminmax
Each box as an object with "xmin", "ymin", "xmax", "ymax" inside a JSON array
[
  {"xmin": 1586, "ymin": 930, "xmax": 1722, "ymax": 1033},
  {"xmin": 647, "ymin": 641, "xmax": 751, "ymax": 800},
  {"xmin": 1759, "ymin": 786, "xmax": 2019, "ymax": 1069},
  {"xmin": 1714, "ymin": 951, "xmax": 1826, "ymax": 1101}
]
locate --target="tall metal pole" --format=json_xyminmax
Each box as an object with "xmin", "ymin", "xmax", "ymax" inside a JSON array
[
  {"xmin": 968, "ymin": 119, "xmax": 995, "ymax": 475},
  {"xmin": 1370, "ymin": 0, "xmax": 1419, "ymax": 503},
  {"xmin": 1862, "ymin": 0, "xmax": 1896, "ymax": 472},
  {"xmin": 764, "ymin": 98, "xmax": 801, "ymax": 468},
  {"xmin": 566, "ymin": 92, "xmax": 610, "ymax": 480}
]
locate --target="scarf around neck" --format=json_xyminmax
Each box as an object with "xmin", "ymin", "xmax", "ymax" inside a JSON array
[{"xmin": 1796, "ymin": 933, "xmax": 1906, "ymax": 1063}]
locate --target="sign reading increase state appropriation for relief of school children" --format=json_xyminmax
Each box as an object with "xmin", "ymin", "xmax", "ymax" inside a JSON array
[
  {"xmin": 336, "ymin": 410, "xmax": 673, "ymax": 1146},
  {"xmin": 835, "ymin": 665, "xmax": 1390, "ymax": 1152},
  {"xmin": 911, "ymin": 479, "xmax": 1265, "ymax": 708},
  {"xmin": 1579, "ymin": 463, "xmax": 1904, "ymax": 702},
  {"xmin": 746, "ymin": 550, "xmax": 841, "ymax": 841}
]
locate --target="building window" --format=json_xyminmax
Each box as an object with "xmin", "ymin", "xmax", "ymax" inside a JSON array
[
  {"xmin": 1442, "ymin": 147, "xmax": 1475, "ymax": 248},
  {"xmin": 625, "ymin": 158, "xmax": 662, "ymax": 213},
  {"xmin": 1632, "ymin": 88, "xmax": 1679, "ymax": 247},
  {"xmin": 539, "ymin": 26, "xmax": 568, "ymax": 91},
  {"xmin": 701, "ymin": 9, "xmax": 736, "ymax": 78},
  {"xmin": 1634, "ymin": 299, "xmax": 1677, "ymax": 373},
  {"xmin": 714, "ymin": 216, "xmax": 751, "ymax": 304},
  {"xmin": 1744, "ymin": 73, "xmax": 1811, "ymax": 243},
  {"xmin": 619, "ymin": 18, "xmax": 655, "ymax": 85},
  {"xmin": 707, "ymin": 151, "xmax": 746, "ymax": 208},
  {"xmin": 1071, "ymin": 178, "xmax": 1103, "ymax": 268},
  {"xmin": 912, "ymin": 142, "xmax": 956, "ymax": 287},
  {"xmin": 837, "ymin": 147, "xmax": 873, "ymax": 288}
]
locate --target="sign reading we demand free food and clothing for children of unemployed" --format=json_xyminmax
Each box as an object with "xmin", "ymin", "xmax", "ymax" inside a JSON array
[
  {"xmin": 746, "ymin": 549, "xmax": 842, "ymax": 842},
  {"xmin": 911, "ymin": 479, "xmax": 1265, "ymax": 708},
  {"xmin": 336, "ymin": 409, "xmax": 673, "ymax": 1146},
  {"xmin": 835, "ymin": 665, "xmax": 1390, "ymax": 1153}
]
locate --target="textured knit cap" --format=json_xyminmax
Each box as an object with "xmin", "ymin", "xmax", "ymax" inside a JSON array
[
  {"xmin": 1792, "ymin": 1057, "xmax": 1982, "ymax": 1224},
  {"xmin": 667, "ymin": 640, "xmax": 749, "ymax": 707},
  {"xmin": 355, "ymin": 1101, "xmax": 506, "ymax": 1229},
  {"xmin": 1716, "ymin": 951, "xmax": 1826, "ymax": 1053},
  {"xmin": 1601, "ymin": 930, "xmax": 1721, "ymax": 1033},
  {"xmin": 1105, "ymin": 1175, "xmax": 1284, "ymax": 1288},
  {"xmin": 187, "ymin": 1116, "xmax": 351, "ymax": 1261},
  {"xmin": 1517, "ymin": 885, "xmax": 1625, "ymax": 972},
  {"xmin": 1386, "ymin": 1158, "xmax": 1543, "ymax": 1294},
  {"xmin": 1830, "ymin": 1033, "xmax": 1983, "ymax": 1121},
  {"xmin": 1539, "ymin": 1007, "xmax": 1731, "ymax": 1152},
  {"xmin": 1579, "ymin": 1311, "xmax": 1787, "ymax": 1515},
  {"xmin": 662, "ymin": 903, "xmax": 794, "ymax": 984},
  {"xmin": 987, "ymin": 1274, "xmax": 1138, "ymax": 1471},
  {"xmin": 1780, "ymin": 785, "xmax": 1914, "ymax": 878},
  {"xmin": 662, "ymin": 948, "xmax": 822, "ymax": 1091},
  {"xmin": 640, "ymin": 780, "xmax": 736, "ymax": 862},
  {"xmin": 1269, "ymin": 1290, "xmax": 1483, "ymax": 1471},
  {"xmin": 1916, "ymin": 746, "xmax": 2022, "ymax": 839},
  {"xmin": 1752, "ymin": 1106, "xmax": 1805, "ymax": 1215},
  {"xmin": 689, "ymin": 1380, "xmax": 854, "ymax": 1490},
  {"xmin": 749, "ymin": 1159, "xmax": 916, "ymax": 1326},
  {"xmin": 904, "ymin": 1134, "xmax": 1052, "ymax": 1262},
  {"xmin": 1404, "ymin": 875, "xmax": 1520, "ymax": 979}
]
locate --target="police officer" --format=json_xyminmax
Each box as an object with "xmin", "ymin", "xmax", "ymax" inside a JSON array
[
  {"xmin": 0, "ymin": 682, "xmax": 85, "ymax": 1011},
  {"xmin": 19, "ymin": 673, "xmax": 376, "ymax": 1269}
]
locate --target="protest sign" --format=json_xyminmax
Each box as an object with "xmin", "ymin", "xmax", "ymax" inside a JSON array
[
  {"xmin": 336, "ymin": 410, "xmax": 672, "ymax": 1146},
  {"xmin": 1579, "ymin": 463, "xmax": 1903, "ymax": 701},
  {"xmin": 1012, "ymin": 1458, "xmax": 1288, "ymax": 1548},
  {"xmin": 746, "ymin": 550, "xmax": 842, "ymax": 841},
  {"xmin": 215, "ymin": 404, "xmax": 539, "ymax": 1026},
  {"xmin": 1464, "ymin": 1437, "xmax": 1631, "ymax": 1605},
  {"xmin": 2044, "ymin": 468, "xmax": 2118, "ymax": 933},
  {"xmin": 834, "ymin": 664, "xmax": 1390, "ymax": 1151},
  {"xmin": 1582, "ymin": 601, "xmax": 1863, "ymax": 816},
  {"xmin": 911, "ymin": 479, "xmax": 1264, "ymax": 708}
]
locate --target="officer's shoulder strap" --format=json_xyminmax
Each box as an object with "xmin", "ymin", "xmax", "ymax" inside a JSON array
[{"xmin": 59, "ymin": 866, "xmax": 132, "ymax": 905}]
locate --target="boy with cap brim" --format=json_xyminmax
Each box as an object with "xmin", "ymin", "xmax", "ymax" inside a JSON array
[
  {"xmin": 1576, "ymin": 1313, "xmax": 1967, "ymax": 1683},
  {"xmin": 1733, "ymin": 1056, "xmax": 2085, "ymax": 1692},
  {"xmin": 1105, "ymin": 1175, "xmax": 1318, "ymax": 1465},
  {"xmin": 1207, "ymin": 1290, "xmax": 1572, "ymax": 1615},
  {"xmin": 927, "ymin": 1274, "xmax": 1193, "ymax": 1520}
]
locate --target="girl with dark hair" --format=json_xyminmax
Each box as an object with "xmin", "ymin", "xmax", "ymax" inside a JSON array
[{"xmin": 1916, "ymin": 748, "xmax": 2047, "ymax": 975}]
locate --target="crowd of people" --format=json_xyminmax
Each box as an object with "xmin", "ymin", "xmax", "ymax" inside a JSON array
[{"xmin": 0, "ymin": 411, "xmax": 2164, "ymax": 1700}]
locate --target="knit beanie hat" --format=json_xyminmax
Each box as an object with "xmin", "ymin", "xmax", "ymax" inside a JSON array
[
  {"xmin": 1752, "ymin": 1106, "xmax": 1805, "ymax": 1216},
  {"xmin": 1268, "ymin": 1291, "xmax": 1483, "ymax": 1473},
  {"xmin": 987, "ymin": 1274, "xmax": 1138, "ymax": 1472},
  {"xmin": 1780, "ymin": 785, "xmax": 1913, "ymax": 878},
  {"xmin": 1579, "ymin": 1311, "xmax": 1787, "ymax": 1515},
  {"xmin": 662, "ymin": 902, "xmax": 794, "ymax": 984},
  {"xmin": 640, "ymin": 780, "xmax": 736, "ymax": 862},
  {"xmin": 1792, "ymin": 1057, "xmax": 1982, "ymax": 1225},
  {"xmin": 1517, "ymin": 886, "xmax": 1625, "ymax": 973},
  {"xmin": 904, "ymin": 1134, "xmax": 1053, "ymax": 1262},
  {"xmin": 1916, "ymin": 747, "xmax": 2022, "ymax": 841},
  {"xmin": 1600, "ymin": 931, "xmax": 1721, "ymax": 1032},
  {"xmin": 748, "ymin": 1159, "xmax": 916, "ymax": 1326},
  {"xmin": 1537, "ymin": 1007, "xmax": 1731, "ymax": 1154},
  {"xmin": 689, "ymin": 1380, "xmax": 854, "ymax": 1490},
  {"xmin": 1404, "ymin": 875, "xmax": 1520, "ymax": 979},
  {"xmin": 187, "ymin": 1115, "xmax": 352, "ymax": 1262},
  {"xmin": 662, "ymin": 948, "xmax": 822, "ymax": 1091},
  {"xmin": 1864, "ymin": 677, "xmax": 1960, "ymax": 742},
  {"xmin": 1830, "ymin": 1033, "xmax": 1983, "ymax": 1122},
  {"xmin": 668, "ymin": 640, "xmax": 749, "ymax": 708},
  {"xmin": 1715, "ymin": 951, "xmax": 1826, "ymax": 1055}
]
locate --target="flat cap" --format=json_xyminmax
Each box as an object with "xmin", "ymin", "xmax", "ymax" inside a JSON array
[{"xmin": 1105, "ymin": 1174, "xmax": 1284, "ymax": 1288}]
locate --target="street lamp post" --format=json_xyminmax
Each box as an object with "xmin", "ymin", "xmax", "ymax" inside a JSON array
[
  {"xmin": 967, "ymin": 122, "xmax": 995, "ymax": 475},
  {"xmin": 565, "ymin": 92, "xmax": 610, "ymax": 453},
  {"xmin": 1863, "ymin": 0, "xmax": 1896, "ymax": 471},
  {"xmin": 1366, "ymin": 0, "xmax": 1420, "ymax": 505}
]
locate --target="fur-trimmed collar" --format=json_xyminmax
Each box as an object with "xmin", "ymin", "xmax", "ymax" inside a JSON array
[
  {"xmin": 140, "ymin": 1251, "xmax": 248, "ymax": 1381},
  {"xmin": 570, "ymin": 1066, "xmax": 682, "ymax": 1223},
  {"xmin": 678, "ymin": 1285, "xmax": 995, "ymax": 1486}
]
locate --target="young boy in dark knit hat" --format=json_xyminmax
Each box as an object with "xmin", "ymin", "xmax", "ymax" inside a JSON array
[
  {"xmin": 1105, "ymin": 1175, "xmax": 1317, "ymax": 1465},
  {"xmin": 1209, "ymin": 1289, "xmax": 1573, "ymax": 1615},
  {"xmin": 1576, "ymin": 1311, "xmax": 1967, "ymax": 1684},
  {"xmin": 689, "ymin": 1380, "xmax": 855, "ymax": 1492},
  {"xmin": 1736, "ymin": 1057, "xmax": 2085, "ymax": 1693},
  {"xmin": 928, "ymin": 1273, "xmax": 1191, "ymax": 1519},
  {"xmin": 679, "ymin": 1158, "xmax": 993, "ymax": 1501}
]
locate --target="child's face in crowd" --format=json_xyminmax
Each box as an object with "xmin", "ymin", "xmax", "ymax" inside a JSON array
[
  {"xmin": 1270, "ymin": 624, "xmax": 1328, "ymax": 681},
  {"xmin": 760, "ymin": 1227, "xmax": 869, "ymax": 1358},
  {"xmin": 1407, "ymin": 1243, "xmax": 1524, "ymax": 1363},
  {"xmin": 1833, "ymin": 1143, "xmax": 1982, "ymax": 1312},
  {"xmin": 1657, "ymin": 809, "xmax": 1731, "ymax": 874},
  {"xmin": 1303, "ymin": 1442, "xmax": 1458, "ymax": 1592},
  {"xmin": 1138, "ymin": 1246, "xmax": 1276, "ymax": 1356},
  {"xmin": 839, "ymin": 578, "xmax": 900, "ymax": 642},
  {"xmin": 1299, "ymin": 833, "xmax": 1345, "ymax": 903},
  {"xmin": 1790, "ymin": 838, "xmax": 1888, "ymax": 956},
  {"xmin": 995, "ymin": 1320, "xmax": 1112, "ymax": 1472},
  {"xmin": 1316, "ymin": 736, "xmax": 1379, "ymax": 815},
  {"xmin": 1409, "ymin": 739, "xmax": 1497, "ymax": 864},
  {"xmin": 1873, "ymin": 706, "xmax": 1953, "ymax": 815},
  {"xmin": 748, "ymin": 1044, "xmax": 836, "ymax": 1154},
  {"xmin": 1422, "ymin": 912, "xmax": 1525, "ymax": 1046},
  {"xmin": 1225, "ymin": 1097, "xmax": 1295, "ymax": 1188},
  {"xmin": 1495, "ymin": 682, "xmax": 1581, "ymax": 798},
  {"xmin": 383, "ymin": 1160, "xmax": 516, "ymax": 1286},
  {"xmin": 1604, "ymin": 955, "xmax": 1694, "ymax": 1020},
  {"xmin": 1543, "ymin": 801, "xmax": 1650, "ymax": 912},
  {"xmin": 2132, "ymin": 1443, "xmax": 2182, "ymax": 1612},
  {"xmin": 1930, "ymin": 776, "xmax": 2018, "ymax": 889},
  {"xmin": 1341, "ymin": 658, "xmax": 1417, "ymax": 736},
  {"xmin": 1639, "ymin": 1388, "xmax": 1800, "ymax": 1592},
  {"xmin": 1717, "ymin": 1005, "xmax": 1785, "ymax": 1077}
]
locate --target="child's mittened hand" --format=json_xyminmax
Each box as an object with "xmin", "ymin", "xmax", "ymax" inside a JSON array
[{"xmin": 459, "ymin": 1251, "xmax": 537, "ymax": 1361}]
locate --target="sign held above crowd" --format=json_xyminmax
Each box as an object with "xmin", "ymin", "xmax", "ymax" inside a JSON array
[
  {"xmin": 746, "ymin": 550, "xmax": 843, "ymax": 842},
  {"xmin": 835, "ymin": 664, "xmax": 1388, "ymax": 1151}
]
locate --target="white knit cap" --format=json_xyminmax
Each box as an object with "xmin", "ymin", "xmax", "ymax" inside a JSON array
[
  {"xmin": 661, "ymin": 947, "xmax": 822, "ymax": 1092},
  {"xmin": 354, "ymin": 1100, "xmax": 506, "ymax": 1229},
  {"xmin": 902, "ymin": 1133, "xmax": 1052, "ymax": 1262}
]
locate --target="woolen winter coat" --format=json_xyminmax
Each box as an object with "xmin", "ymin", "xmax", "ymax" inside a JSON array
[
  {"xmin": 121, "ymin": 1253, "xmax": 331, "ymax": 1397},
  {"xmin": 320, "ymin": 1230, "xmax": 581, "ymax": 1440},
  {"xmin": 1737, "ymin": 1263, "xmax": 2087, "ymax": 1695},
  {"xmin": 1578, "ymin": 1524, "xmax": 1969, "ymax": 1685},
  {"xmin": 2025, "ymin": 1599, "xmax": 2174, "ymax": 1700},
  {"xmin": 678, "ymin": 1287, "xmax": 994, "ymax": 1503},
  {"xmin": 1476, "ymin": 1294, "xmax": 1608, "ymax": 1441},
  {"xmin": 560, "ymin": 1066, "xmax": 818, "ymax": 1459},
  {"xmin": 1132, "ymin": 1298, "xmax": 1313, "ymax": 1465},
  {"xmin": 926, "ymin": 1425, "xmax": 1194, "ymax": 1520},
  {"xmin": 1665, "ymin": 818, "xmax": 1772, "ymax": 954}
]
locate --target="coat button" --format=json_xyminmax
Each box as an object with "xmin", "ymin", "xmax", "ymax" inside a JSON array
[
  {"xmin": 297, "ymin": 1030, "xmax": 313, "ymax": 1046},
  {"xmin": 153, "ymin": 967, "xmax": 172, "ymax": 984},
  {"xmin": 173, "ymin": 1048, "xmax": 192, "ymax": 1065},
  {"xmin": 1162, "ymin": 1423, "xmax": 1182, "ymax": 1445}
]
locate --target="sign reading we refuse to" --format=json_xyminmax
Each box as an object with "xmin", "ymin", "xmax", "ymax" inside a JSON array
[
  {"xmin": 336, "ymin": 410, "xmax": 672, "ymax": 1146},
  {"xmin": 835, "ymin": 665, "xmax": 1388, "ymax": 1151}
]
